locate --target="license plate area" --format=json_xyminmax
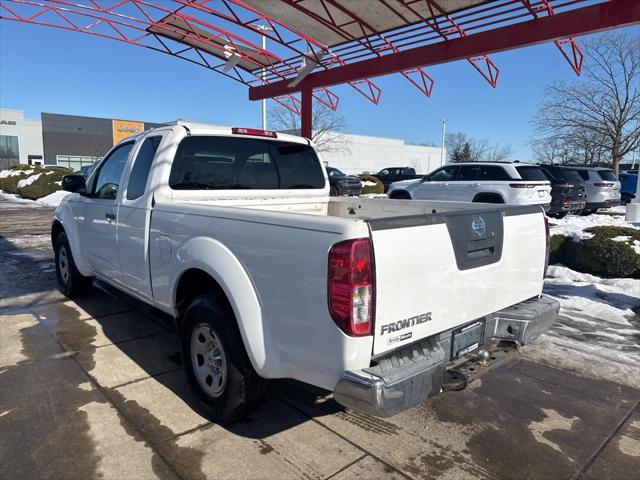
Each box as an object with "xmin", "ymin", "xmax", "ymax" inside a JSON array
[{"xmin": 452, "ymin": 320, "xmax": 485, "ymax": 359}]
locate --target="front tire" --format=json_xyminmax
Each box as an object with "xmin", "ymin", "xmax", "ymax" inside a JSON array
[
  {"xmin": 181, "ymin": 294, "xmax": 268, "ymax": 424},
  {"xmin": 54, "ymin": 232, "xmax": 92, "ymax": 297}
]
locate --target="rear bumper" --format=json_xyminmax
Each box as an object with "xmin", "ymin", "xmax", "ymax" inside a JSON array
[
  {"xmin": 333, "ymin": 295, "xmax": 559, "ymax": 417},
  {"xmin": 585, "ymin": 199, "xmax": 621, "ymax": 210}
]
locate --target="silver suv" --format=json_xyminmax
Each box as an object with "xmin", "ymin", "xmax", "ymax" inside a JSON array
[{"xmin": 572, "ymin": 167, "xmax": 621, "ymax": 214}]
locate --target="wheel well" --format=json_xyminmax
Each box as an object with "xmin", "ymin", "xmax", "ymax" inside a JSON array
[
  {"xmin": 473, "ymin": 193, "xmax": 504, "ymax": 204},
  {"xmin": 389, "ymin": 190, "xmax": 411, "ymax": 199},
  {"xmin": 174, "ymin": 268, "xmax": 232, "ymax": 332},
  {"xmin": 51, "ymin": 220, "xmax": 64, "ymax": 245}
]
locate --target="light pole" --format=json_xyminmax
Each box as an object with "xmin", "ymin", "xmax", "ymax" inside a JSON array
[
  {"xmin": 252, "ymin": 24, "xmax": 273, "ymax": 130},
  {"xmin": 440, "ymin": 119, "xmax": 447, "ymax": 165}
]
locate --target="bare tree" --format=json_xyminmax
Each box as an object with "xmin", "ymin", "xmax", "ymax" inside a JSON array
[
  {"xmin": 446, "ymin": 132, "xmax": 510, "ymax": 162},
  {"xmin": 532, "ymin": 31, "xmax": 640, "ymax": 174},
  {"xmin": 268, "ymin": 100, "xmax": 350, "ymax": 153}
]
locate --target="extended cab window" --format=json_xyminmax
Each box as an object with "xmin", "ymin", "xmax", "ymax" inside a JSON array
[
  {"xmin": 169, "ymin": 136, "xmax": 325, "ymax": 190},
  {"xmin": 477, "ymin": 165, "xmax": 511, "ymax": 181},
  {"xmin": 428, "ymin": 166, "xmax": 457, "ymax": 181},
  {"xmin": 127, "ymin": 136, "xmax": 161, "ymax": 200},
  {"xmin": 92, "ymin": 142, "xmax": 134, "ymax": 200}
]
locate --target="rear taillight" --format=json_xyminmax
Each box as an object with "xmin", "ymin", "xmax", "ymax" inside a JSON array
[
  {"xmin": 544, "ymin": 215, "xmax": 550, "ymax": 278},
  {"xmin": 328, "ymin": 238, "xmax": 375, "ymax": 336},
  {"xmin": 563, "ymin": 199, "xmax": 573, "ymax": 205},
  {"xmin": 510, "ymin": 183, "xmax": 536, "ymax": 188},
  {"xmin": 231, "ymin": 127, "xmax": 277, "ymax": 138},
  {"xmin": 593, "ymin": 182, "xmax": 614, "ymax": 187}
]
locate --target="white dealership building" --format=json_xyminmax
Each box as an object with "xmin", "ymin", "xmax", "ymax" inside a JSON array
[{"xmin": 314, "ymin": 131, "xmax": 444, "ymax": 176}]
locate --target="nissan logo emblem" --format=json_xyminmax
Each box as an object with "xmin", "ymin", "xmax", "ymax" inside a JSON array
[{"xmin": 472, "ymin": 216, "xmax": 486, "ymax": 236}]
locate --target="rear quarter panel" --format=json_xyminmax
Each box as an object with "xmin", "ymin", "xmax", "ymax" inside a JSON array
[{"xmin": 149, "ymin": 203, "xmax": 373, "ymax": 390}]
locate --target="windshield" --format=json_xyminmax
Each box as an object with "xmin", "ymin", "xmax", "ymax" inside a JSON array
[
  {"xmin": 516, "ymin": 166, "xmax": 548, "ymax": 181},
  {"xmin": 327, "ymin": 167, "xmax": 345, "ymax": 177},
  {"xmin": 169, "ymin": 136, "xmax": 326, "ymax": 190},
  {"xmin": 597, "ymin": 170, "xmax": 618, "ymax": 182}
]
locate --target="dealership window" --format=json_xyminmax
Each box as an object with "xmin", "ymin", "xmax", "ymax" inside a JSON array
[
  {"xmin": 0, "ymin": 135, "xmax": 20, "ymax": 168},
  {"xmin": 56, "ymin": 155, "xmax": 101, "ymax": 172}
]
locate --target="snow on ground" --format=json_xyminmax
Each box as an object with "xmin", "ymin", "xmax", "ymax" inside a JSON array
[
  {"xmin": 0, "ymin": 189, "xmax": 69, "ymax": 207},
  {"xmin": 549, "ymin": 206, "xmax": 640, "ymax": 240},
  {"xmin": 522, "ymin": 206, "xmax": 640, "ymax": 388},
  {"xmin": 35, "ymin": 190, "xmax": 70, "ymax": 206}
]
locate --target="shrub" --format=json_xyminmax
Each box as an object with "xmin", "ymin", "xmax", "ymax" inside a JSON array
[
  {"xmin": 549, "ymin": 234, "xmax": 568, "ymax": 265},
  {"xmin": 18, "ymin": 169, "xmax": 67, "ymax": 200},
  {"xmin": 550, "ymin": 226, "xmax": 640, "ymax": 278},
  {"xmin": 0, "ymin": 165, "xmax": 41, "ymax": 194},
  {"xmin": 358, "ymin": 175, "xmax": 384, "ymax": 195}
]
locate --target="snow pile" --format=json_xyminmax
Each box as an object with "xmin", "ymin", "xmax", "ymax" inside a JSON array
[
  {"xmin": 17, "ymin": 173, "xmax": 43, "ymax": 188},
  {"xmin": 36, "ymin": 190, "xmax": 70, "ymax": 206},
  {"xmin": 361, "ymin": 180, "xmax": 378, "ymax": 187},
  {"xmin": 550, "ymin": 206, "xmax": 639, "ymax": 241},
  {"xmin": 522, "ymin": 265, "xmax": 640, "ymax": 388},
  {"xmin": 0, "ymin": 168, "xmax": 34, "ymax": 178}
]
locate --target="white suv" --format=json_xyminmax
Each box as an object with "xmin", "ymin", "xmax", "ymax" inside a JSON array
[
  {"xmin": 571, "ymin": 167, "xmax": 621, "ymax": 214},
  {"xmin": 388, "ymin": 162, "xmax": 552, "ymax": 209}
]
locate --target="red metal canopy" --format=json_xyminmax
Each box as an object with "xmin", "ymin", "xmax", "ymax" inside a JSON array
[{"xmin": 1, "ymin": 0, "xmax": 638, "ymax": 138}]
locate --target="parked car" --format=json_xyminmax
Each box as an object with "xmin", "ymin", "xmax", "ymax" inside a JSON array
[
  {"xmin": 374, "ymin": 167, "xmax": 423, "ymax": 192},
  {"xmin": 326, "ymin": 166, "xmax": 363, "ymax": 196},
  {"xmin": 571, "ymin": 167, "xmax": 621, "ymax": 214},
  {"xmin": 78, "ymin": 164, "xmax": 95, "ymax": 179},
  {"xmin": 388, "ymin": 162, "xmax": 552, "ymax": 209},
  {"xmin": 54, "ymin": 124, "xmax": 557, "ymax": 422},
  {"xmin": 620, "ymin": 171, "xmax": 638, "ymax": 205},
  {"xmin": 537, "ymin": 165, "xmax": 587, "ymax": 218}
]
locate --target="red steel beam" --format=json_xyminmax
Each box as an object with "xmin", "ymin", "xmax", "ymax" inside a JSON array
[{"xmin": 250, "ymin": 0, "xmax": 640, "ymax": 101}]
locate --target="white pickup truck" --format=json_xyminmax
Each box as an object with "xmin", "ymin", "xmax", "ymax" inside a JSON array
[{"xmin": 53, "ymin": 123, "xmax": 559, "ymax": 423}]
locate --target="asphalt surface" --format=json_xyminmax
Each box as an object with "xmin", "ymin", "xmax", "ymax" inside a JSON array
[{"xmin": 1, "ymin": 195, "xmax": 639, "ymax": 480}]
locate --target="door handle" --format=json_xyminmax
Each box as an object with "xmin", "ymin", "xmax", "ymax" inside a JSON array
[{"xmin": 105, "ymin": 212, "xmax": 116, "ymax": 221}]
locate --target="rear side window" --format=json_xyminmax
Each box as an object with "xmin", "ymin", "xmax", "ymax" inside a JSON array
[
  {"xmin": 169, "ymin": 136, "xmax": 325, "ymax": 190},
  {"xmin": 457, "ymin": 165, "xmax": 481, "ymax": 180},
  {"xmin": 598, "ymin": 170, "xmax": 618, "ymax": 181},
  {"xmin": 516, "ymin": 166, "xmax": 548, "ymax": 181},
  {"xmin": 477, "ymin": 165, "xmax": 512, "ymax": 181},
  {"xmin": 127, "ymin": 136, "xmax": 161, "ymax": 200},
  {"xmin": 577, "ymin": 170, "xmax": 590, "ymax": 181}
]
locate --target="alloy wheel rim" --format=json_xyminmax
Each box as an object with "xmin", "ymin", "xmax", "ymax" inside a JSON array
[
  {"xmin": 59, "ymin": 246, "xmax": 69, "ymax": 284},
  {"xmin": 191, "ymin": 323, "xmax": 227, "ymax": 398}
]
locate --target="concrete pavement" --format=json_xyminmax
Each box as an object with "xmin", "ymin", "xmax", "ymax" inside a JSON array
[{"xmin": 1, "ymin": 195, "xmax": 638, "ymax": 479}]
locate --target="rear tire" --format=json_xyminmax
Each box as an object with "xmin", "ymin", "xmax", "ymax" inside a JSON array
[
  {"xmin": 181, "ymin": 294, "xmax": 268, "ymax": 425},
  {"xmin": 552, "ymin": 212, "xmax": 567, "ymax": 219},
  {"xmin": 54, "ymin": 232, "xmax": 92, "ymax": 297}
]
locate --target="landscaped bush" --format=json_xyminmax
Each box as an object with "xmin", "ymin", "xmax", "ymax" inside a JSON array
[
  {"xmin": 0, "ymin": 165, "xmax": 38, "ymax": 194},
  {"xmin": 549, "ymin": 226, "xmax": 640, "ymax": 278},
  {"xmin": 358, "ymin": 174, "xmax": 384, "ymax": 195},
  {"xmin": 18, "ymin": 169, "xmax": 67, "ymax": 200}
]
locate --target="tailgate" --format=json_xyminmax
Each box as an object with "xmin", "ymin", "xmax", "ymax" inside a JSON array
[{"xmin": 369, "ymin": 206, "xmax": 546, "ymax": 355}]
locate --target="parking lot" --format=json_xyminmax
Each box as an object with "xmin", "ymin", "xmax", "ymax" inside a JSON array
[{"xmin": 1, "ymin": 196, "xmax": 639, "ymax": 480}]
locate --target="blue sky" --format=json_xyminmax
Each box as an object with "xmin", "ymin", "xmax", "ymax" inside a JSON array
[{"xmin": 1, "ymin": 20, "xmax": 632, "ymax": 161}]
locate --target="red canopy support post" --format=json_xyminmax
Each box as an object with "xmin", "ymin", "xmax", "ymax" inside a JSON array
[{"xmin": 301, "ymin": 88, "xmax": 313, "ymax": 140}]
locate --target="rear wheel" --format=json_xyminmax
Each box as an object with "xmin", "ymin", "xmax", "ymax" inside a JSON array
[
  {"xmin": 181, "ymin": 294, "xmax": 268, "ymax": 424},
  {"xmin": 54, "ymin": 232, "xmax": 92, "ymax": 297}
]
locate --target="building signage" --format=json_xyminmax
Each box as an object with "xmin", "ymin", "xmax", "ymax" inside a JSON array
[
  {"xmin": 112, "ymin": 120, "xmax": 144, "ymax": 144},
  {"xmin": 0, "ymin": 120, "xmax": 17, "ymax": 126}
]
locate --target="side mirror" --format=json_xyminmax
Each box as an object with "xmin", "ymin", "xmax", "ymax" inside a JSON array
[{"xmin": 61, "ymin": 175, "xmax": 87, "ymax": 194}]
